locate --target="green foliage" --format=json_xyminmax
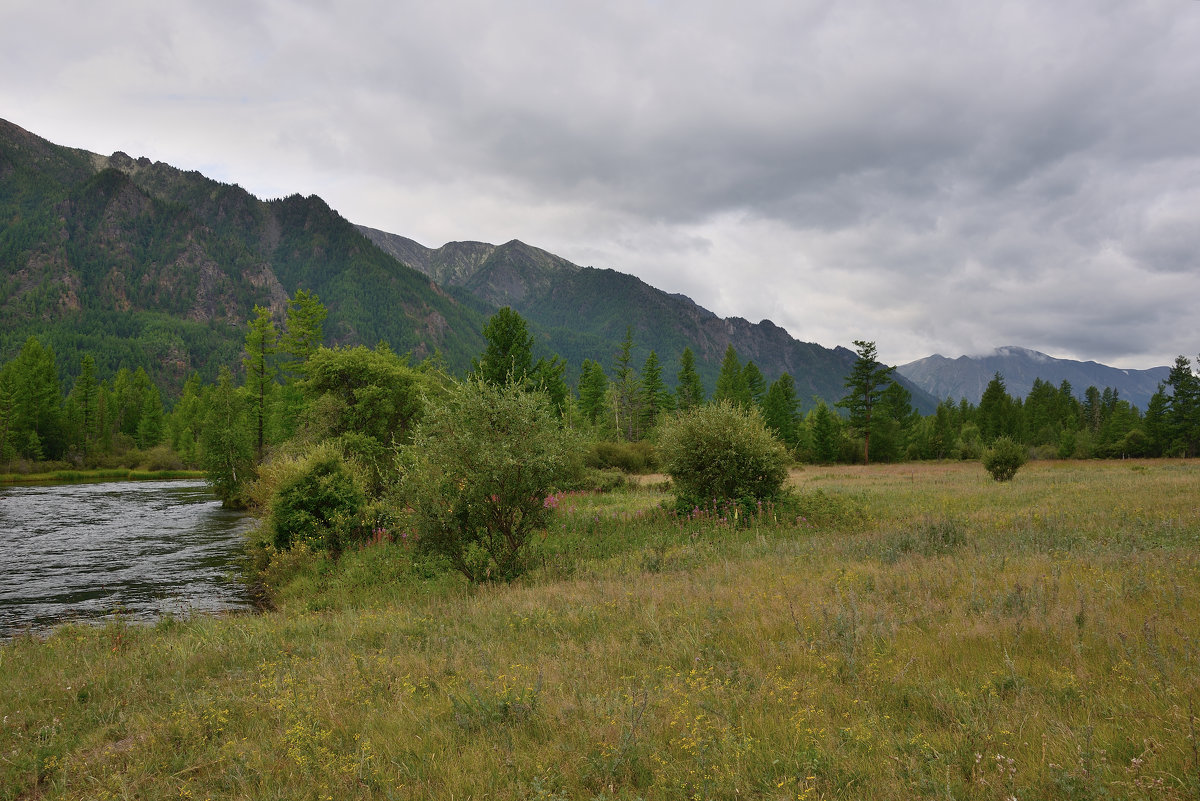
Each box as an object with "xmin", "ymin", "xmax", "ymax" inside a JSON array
[
  {"xmin": 982, "ymin": 435, "xmax": 1029, "ymax": 482},
  {"xmin": 406, "ymin": 380, "xmax": 578, "ymax": 582},
  {"xmin": 714, "ymin": 345, "xmax": 749, "ymax": 407},
  {"xmin": 807, "ymin": 402, "xmax": 841, "ymax": 464},
  {"xmin": 201, "ymin": 367, "xmax": 254, "ymax": 507},
  {"xmin": 278, "ymin": 288, "xmax": 327, "ymax": 379},
  {"xmin": 242, "ymin": 305, "xmax": 278, "ymax": 461},
  {"xmin": 577, "ymin": 359, "xmax": 608, "ymax": 426},
  {"xmin": 586, "ymin": 440, "xmax": 657, "ymax": 473},
  {"xmin": 657, "ymin": 400, "xmax": 789, "ymax": 513},
  {"xmin": 837, "ymin": 340, "xmax": 896, "ymax": 465},
  {"xmin": 268, "ymin": 444, "xmax": 366, "ymax": 554},
  {"xmin": 472, "ymin": 306, "xmax": 535, "ymax": 386},
  {"xmin": 762, "ymin": 372, "xmax": 799, "ymax": 447},
  {"xmin": 674, "ymin": 346, "xmax": 705, "ymax": 411},
  {"xmin": 612, "ymin": 327, "xmax": 642, "ymax": 441}
]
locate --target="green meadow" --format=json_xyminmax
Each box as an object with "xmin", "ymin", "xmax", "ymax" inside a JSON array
[{"xmin": 3, "ymin": 459, "xmax": 1199, "ymax": 800}]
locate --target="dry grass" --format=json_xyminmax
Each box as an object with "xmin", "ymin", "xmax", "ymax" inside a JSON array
[{"xmin": 3, "ymin": 459, "xmax": 1199, "ymax": 799}]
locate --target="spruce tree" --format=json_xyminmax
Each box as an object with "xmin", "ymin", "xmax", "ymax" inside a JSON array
[
  {"xmin": 714, "ymin": 345, "xmax": 750, "ymax": 407},
  {"xmin": 675, "ymin": 347, "xmax": 706, "ymax": 411}
]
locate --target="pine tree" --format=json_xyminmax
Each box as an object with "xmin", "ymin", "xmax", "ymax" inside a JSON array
[{"xmin": 136, "ymin": 383, "xmax": 165, "ymax": 449}]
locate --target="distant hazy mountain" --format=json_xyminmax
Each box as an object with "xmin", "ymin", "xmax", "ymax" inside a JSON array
[
  {"xmin": 360, "ymin": 226, "xmax": 938, "ymax": 412},
  {"xmin": 897, "ymin": 346, "xmax": 1170, "ymax": 410}
]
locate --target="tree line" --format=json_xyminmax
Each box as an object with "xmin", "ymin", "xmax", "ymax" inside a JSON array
[{"xmin": 3, "ymin": 301, "xmax": 1199, "ymax": 476}]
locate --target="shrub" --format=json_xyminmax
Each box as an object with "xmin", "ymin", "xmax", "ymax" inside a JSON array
[
  {"xmin": 405, "ymin": 380, "xmax": 579, "ymax": 583},
  {"xmin": 982, "ymin": 436, "xmax": 1029, "ymax": 482},
  {"xmin": 657, "ymin": 400, "xmax": 789, "ymax": 513},
  {"xmin": 268, "ymin": 444, "xmax": 366, "ymax": 553},
  {"xmin": 586, "ymin": 440, "xmax": 657, "ymax": 473}
]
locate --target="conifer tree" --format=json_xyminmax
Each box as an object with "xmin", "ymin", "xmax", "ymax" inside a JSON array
[
  {"xmin": 243, "ymin": 305, "xmax": 278, "ymax": 462},
  {"xmin": 714, "ymin": 345, "xmax": 750, "ymax": 407},
  {"xmin": 472, "ymin": 307, "xmax": 534, "ymax": 386},
  {"xmin": 72, "ymin": 355, "xmax": 99, "ymax": 453},
  {"xmin": 279, "ymin": 289, "xmax": 327, "ymax": 379},
  {"xmin": 762, "ymin": 373, "xmax": 799, "ymax": 446},
  {"xmin": 675, "ymin": 347, "xmax": 706, "ymax": 411},
  {"xmin": 612, "ymin": 327, "xmax": 642, "ymax": 440},
  {"xmin": 577, "ymin": 359, "xmax": 608, "ymax": 425},
  {"xmin": 836, "ymin": 340, "xmax": 895, "ymax": 465},
  {"xmin": 742, "ymin": 361, "xmax": 767, "ymax": 407},
  {"xmin": 639, "ymin": 351, "xmax": 673, "ymax": 432}
]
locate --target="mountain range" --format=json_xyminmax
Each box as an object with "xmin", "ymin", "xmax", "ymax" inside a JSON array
[
  {"xmin": 897, "ymin": 346, "xmax": 1170, "ymax": 411},
  {"xmin": 0, "ymin": 118, "xmax": 1171, "ymax": 413}
]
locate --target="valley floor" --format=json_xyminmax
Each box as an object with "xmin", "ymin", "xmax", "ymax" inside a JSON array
[{"xmin": 3, "ymin": 460, "xmax": 1199, "ymax": 800}]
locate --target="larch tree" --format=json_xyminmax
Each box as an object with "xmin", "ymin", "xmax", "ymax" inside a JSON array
[
  {"xmin": 836, "ymin": 340, "xmax": 895, "ymax": 465},
  {"xmin": 242, "ymin": 305, "xmax": 278, "ymax": 462}
]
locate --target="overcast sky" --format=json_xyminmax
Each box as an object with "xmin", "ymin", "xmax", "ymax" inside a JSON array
[{"xmin": 4, "ymin": 1, "xmax": 1199, "ymax": 369}]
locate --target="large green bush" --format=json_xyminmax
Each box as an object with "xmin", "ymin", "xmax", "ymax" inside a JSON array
[
  {"xmin": 405, "ymin": 380, "xmax": 579, "ymax": 583},
  {"xmin": 269, "ymin": 444, "xmax": 366, "ymax": 553},
  {"xmin": 657, "ymin": 400, "xmax": 789, "ymax": 513},
  {"xmin": 982, "ymin": 436, "xmax": 1028, "ymax": 482}
]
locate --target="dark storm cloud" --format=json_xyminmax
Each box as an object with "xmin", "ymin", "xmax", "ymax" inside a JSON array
[{"xmin": 2, "ymin": 0, "xmax": 1199, "ymax": 367}]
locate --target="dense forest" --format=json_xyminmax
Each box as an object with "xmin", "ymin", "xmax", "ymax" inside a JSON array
[{"xmin": 2, "ymin": 289, "xmax": 1197, "ymax": 477}]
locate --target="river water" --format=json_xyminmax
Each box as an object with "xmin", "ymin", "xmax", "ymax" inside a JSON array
[{"xmin": 0, "ymin": 478, "xmax": 255, "ymax": 638}]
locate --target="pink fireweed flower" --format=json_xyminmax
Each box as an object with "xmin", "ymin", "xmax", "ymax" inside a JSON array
[{"xmin": 543, "ymin": 494, "xmax": 559, "ymax": 509}]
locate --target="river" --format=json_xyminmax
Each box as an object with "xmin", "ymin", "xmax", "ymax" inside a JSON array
[{"xmin": 0, "ymin": 478, "xmax": 255, "ymax": 638}]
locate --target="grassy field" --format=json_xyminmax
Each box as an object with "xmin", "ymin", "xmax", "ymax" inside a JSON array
[{"xmin": 2, "ymin": 460, "xmax": 1199, "ymax": 799}]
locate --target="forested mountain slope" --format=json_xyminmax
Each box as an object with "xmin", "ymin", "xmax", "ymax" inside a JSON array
[
  {"xmin": 0, "ymin": 119, "xmax": 486, "ymax": 394},
  {"xmin": 360, "ymin": 226, "xmax": 935, "ymax": 411}
]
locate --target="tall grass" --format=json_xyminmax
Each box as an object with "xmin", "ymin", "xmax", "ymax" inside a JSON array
[{"xmin": 2, "ymin": 459, "xmax": 1198, "ymax": 799}]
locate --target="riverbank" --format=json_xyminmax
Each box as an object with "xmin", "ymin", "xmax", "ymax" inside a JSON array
[
  {"xmin": 0, "ymin": 468, "xmax": 205, "ymax": 485},
  {"xmin": 3, "ymin": 460, "xmax": 1199, "ymax": 799}
]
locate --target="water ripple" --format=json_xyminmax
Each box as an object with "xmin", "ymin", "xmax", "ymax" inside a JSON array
[{"xmin": 0, "ymin": 479, "xmax": 255, "ymax": 637}]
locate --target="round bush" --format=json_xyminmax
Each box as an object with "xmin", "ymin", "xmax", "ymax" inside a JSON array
[
  {"xmin": 657, "ymin": 400, "xmax": 789, "ymax": 513},
  {"xmin": 406, "ymin": 380, "xmax": 579, "ymax": 583},
  {"xmin": 982, "ymin": 436, "xmax": 1028, "ymax": 482},
  {"xmin": 270, "ymin": 445, "xmax": 366, "ymax": 553}
]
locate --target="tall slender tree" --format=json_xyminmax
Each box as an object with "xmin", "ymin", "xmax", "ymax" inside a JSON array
[
  {"xmin": 675, "ymin": 347, "xmax": 706, "ymax": 411},
  {"xmin": 836, "ymin": 340, "xmax": 895, "ymax": 465},
  {"xmin": 243, "ymin": 305, "xmax": 278, "ymax": 462}
]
